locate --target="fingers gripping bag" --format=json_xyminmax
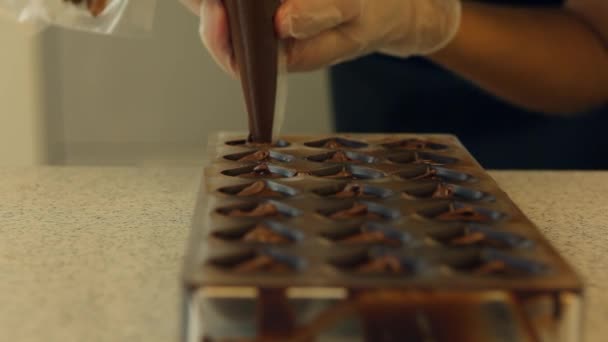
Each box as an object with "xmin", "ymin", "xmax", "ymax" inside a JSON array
[{"xmin": 0, "ymin": 0, "xmax": 157, "ymax": 35}]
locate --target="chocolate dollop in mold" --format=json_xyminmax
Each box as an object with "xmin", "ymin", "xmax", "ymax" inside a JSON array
[
  {"xmin": 221, "ymin": 163, "xmax": 297, "ymax": 179},
  {"xmin": 225, "ymin": 139, "xmax": 291, "ymax": 148},
  {"xmin": 318, "ymin": 201, "xmax": 400, "ymax": 221},
  {"xmin": 309, "ymin": 164, "xmax": 385, "ymax": 180},
  {"xmin": 330, "ymin": 248, "xmax": 422, "ymax": 275},
  {"xmin": 312, "ymin": 182, "xmax": 393, "ymax": 199},
  {"xmin": 402, "ymin": 182, "xmax": 494, "ymax": 201},
  {"xmin": 418, "ymin": 202, "xmax": 505, "ymax": 223},
  {"xmin": 210, "ymin": 248, "xmax": 306, "ymax": 273},
  {"xmin": 447, "ymin": 249, "xmax": 547, "ymax": 276},
  {"xmin": 216, "ymin": 200, "xmax": 301, "ymax": 218},
  {"xmin": 387, "ymin": 151, "xmax": 459, "ymax": 166},
  {"xmin": 212, "ymin": 221, "xmax": 303, "ymax": 244},
  {"xmin": 396, "ymin": 165, "xmax": 476, "ymax": 183},
  {"xmin": 304, "ymin": 137, "xmax": 369, "ymax": 149},
  {"xmin": 431, "ymin": 225, "xmax": 532, "ymax": 249},
  {"xmin": 321, "ymin": 222, "xmax": 410, "ymax": 247},
  {"xmin": 306, "ymin": 150, "xmax": 377, "ymax": 164},
  {"xmin": 218, "ymin": 181, "xmax": 298, "ymax": 198},
  {"xmin": 381, "ymin": 138, "xmax": 449, "ymax": 151},
  {"xmin": 224, "ymin": 150, "xmax": 295, "ymax": 163}
]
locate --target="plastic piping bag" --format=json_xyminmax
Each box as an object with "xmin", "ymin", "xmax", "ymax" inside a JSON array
[
  {"xmin": 224, "ymin": 0, "xmax": 287, "ymax": 144},
  {"xmin": 0, "ymin": 0, "xmax": 157, "ymax": 35}
]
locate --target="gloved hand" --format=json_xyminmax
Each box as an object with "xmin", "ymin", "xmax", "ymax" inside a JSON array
[
  {"xmin": 181, "ymin": 0, "xmax": 461, "ymax": 72},
  {"xmin": 278, "ymin": 0, "xmax": 462, "ymax": 71}
]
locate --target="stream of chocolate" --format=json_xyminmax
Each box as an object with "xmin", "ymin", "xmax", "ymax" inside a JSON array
[{"xmin": 224, "ymin": 0, "xmax": 281, "ymax": 143}]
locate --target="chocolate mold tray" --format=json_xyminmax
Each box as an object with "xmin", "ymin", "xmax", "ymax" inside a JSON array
[{"xmin": 183, "ymin": 133, "xmax": 583, "ymax": 342}]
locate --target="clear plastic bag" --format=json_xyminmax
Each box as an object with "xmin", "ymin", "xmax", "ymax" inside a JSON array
[{"xmin": 0, "ymin": 0, "xmax": 157, "ymax": 35}]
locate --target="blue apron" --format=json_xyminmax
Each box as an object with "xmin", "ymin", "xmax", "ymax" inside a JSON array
[{"xmin": 330, "ymin": 0, "xmax": 608, "ymax": 169}]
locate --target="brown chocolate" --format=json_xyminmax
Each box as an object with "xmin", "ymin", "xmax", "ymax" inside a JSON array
[
  {"xmin": 226, "ymin": 139, "xmax": 290, "ymax": 148},
  {"xmin": 357, "ymin": 256, "xmax": 403, "ymax": 274},
  {"xmin": 323, "ymin": 139, "xmax": 347, "ymax": 149},
  {"xmin": 241, "ymin": 164, "xmax": 283, "ymax": 179},
  {"xmin": 224, "ymin": 0, "xmax": 281, "ymax": 143},
  {"xmin": 242, "ymin": 225, "xmax": 291, "ymax": 244},
  {"xmin": 87, "ymin": 0, "xmax": 106, "ymax": 16},
  {"xmin": 414, "ymin": 154, "xmax": 437, "ymax": 165},
  {"xmin": 328, "ymin": 151, "xmax": 352, "ymax": 163},
  {"xmin": 398, "ymin": 140, "xmax": 428, "ymax": 150},
  {"xmin": 432, "ymin": 183, "xmax": 455, "ymax": 199},
  {"xmin": 450, "ymin": 231, "xmax": 487, "ymax": 246},
  {"xmin": 411, "ymin": 167, "xmax": 438, "ymax": 181},
  {"xmin": 64, "ymin": 0, "xmax": 107, "ymax": 16},
  {"xmin": 436, "ymin": 205, "xmax": 491, "ymax": 223},
  {"xmin": 384, "ymin": 139, "xmax": 444, "ymax": 150},
  {"xmin": 324, "ymin": 166, "xmax": 354, "ymax": 179},
  {"xmin": 225, "ymin": 203, "xmax": 279, "ymax": 217},
  {"xmin": 238, "ymin": 150, "xmax": 271, "ymax": 162},
  {"xmin": 340, "ymin": 231, "xmax": 400, "ymax": 247},
  {"xmin": 233, "ymin": 255, "xmax": 291, "ymax": 273},
  {"xmin": 448, "ymin": 230, "xmax": 521, "ymax": 249},
  {"xmin": 473, "ymin": 261, "xmax": 509, "ymax": 276},
  {"xmin": 333, "ymin": 183, "xmax": 364, "ymax": 198},
  {"xmin": 236, "ymin": 181, "xmax": 283, "ymax": 197},
  {"xmin": 329, "ymin": 203, "xmax": 382, "ymax": 220},
  {"xmin": 341, "ymin": 231, "xmax": 385, "ymax": 244}
]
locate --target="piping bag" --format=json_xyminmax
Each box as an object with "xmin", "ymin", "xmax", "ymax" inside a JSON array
[{"xmin": 224, "ymin": 0, "xmax": 285, "ymax": 144}]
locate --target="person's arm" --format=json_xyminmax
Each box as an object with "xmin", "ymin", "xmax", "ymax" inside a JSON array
[
  {"xmin": 430, "ymin": 1, "xmax": 608, "ymax": 115},
  {"xmin": 185, "ymin": 0, "xmax": 608, "ymax": 115}
]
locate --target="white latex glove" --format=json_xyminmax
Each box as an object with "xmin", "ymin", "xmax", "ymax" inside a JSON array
[
  {"xmin": 277, "ymin": 0, "xmax": 461, "ymax": 70},
  {"xmin": 182, "ymin": 0, "xmax": 461, "ymax": 71}
]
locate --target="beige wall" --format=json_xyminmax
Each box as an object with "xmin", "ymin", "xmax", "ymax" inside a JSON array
[
  {"xmin": 39, "ymin": 0, "xmax": 332, "ymax": 165},
  {"xmin": 0, "ymin": 18, "xmax": 47, "ymax": 166}
]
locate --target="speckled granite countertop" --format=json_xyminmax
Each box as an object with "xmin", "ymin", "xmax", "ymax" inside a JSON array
[{"xmin": 0, "ymin": 167, "xmax": 606, "ymax": 342}]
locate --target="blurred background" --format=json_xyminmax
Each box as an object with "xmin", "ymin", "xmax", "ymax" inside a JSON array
[{"xmin": 0, "ymin": 0, "xmax": 332, "ymax": 167}]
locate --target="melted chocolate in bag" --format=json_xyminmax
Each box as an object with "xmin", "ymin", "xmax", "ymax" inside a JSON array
[{"xmin": 224, "ymin": 0, "xmax": 281, "ymax": 143}]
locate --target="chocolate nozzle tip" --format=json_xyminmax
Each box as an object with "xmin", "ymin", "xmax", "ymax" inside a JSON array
[{"xmin": 225, "ymin": 0, "xmax": 281, "ymax": 146}]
